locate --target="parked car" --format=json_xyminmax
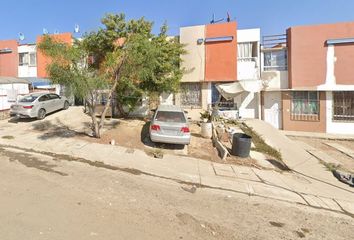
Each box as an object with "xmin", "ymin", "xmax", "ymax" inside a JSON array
[
  {"xmin": 149, "ymin": 105, "xmax": 191, "ymax": 145},
  {"xmin": 10, "ymin": 93, "xmax": 70, "ymax": 120}
]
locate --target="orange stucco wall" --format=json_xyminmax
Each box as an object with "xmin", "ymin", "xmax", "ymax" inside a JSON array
[
  {"xmin": 288, "ymin": 22, "xmax": 354, "ymax": 88},
  {"xmin": 0, "ymin": 40, "xmax": 18, "ymax": 77},
  {"xmin": 36, "ymin": 33, "xmax": 72, "ymax": 78},
  {"xmin": 205, "ymin": 22, "xmax": 237, "ymax": 82},
  {"xmin": 282, "ymin": 91, "xmax": 326, "ymax": 132}
]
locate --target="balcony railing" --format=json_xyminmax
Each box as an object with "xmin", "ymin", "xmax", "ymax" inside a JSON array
[{"xmin": 262, "ymin": 34, "xmax": 287, "ymax": 49}]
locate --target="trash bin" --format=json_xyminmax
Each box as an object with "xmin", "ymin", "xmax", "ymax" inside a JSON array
[{"xmin": 231, "ymin": 133, "xmax": 252, "ymax": 158}]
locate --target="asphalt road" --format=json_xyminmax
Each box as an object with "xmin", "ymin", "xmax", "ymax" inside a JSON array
[{"xmin": 0, "ymin": 145, "xmax": 353, "ymax": 240}]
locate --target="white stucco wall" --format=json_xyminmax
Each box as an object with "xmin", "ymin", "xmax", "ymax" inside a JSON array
[
  {"xmin": 326, "ymin": 91, "xmax": 354, "ymax": 134},
  {"xmin": 237, "ymin": 29, "xmax": 260, "ymax": 81},
  {"xmin": 234, "ymin": 92, "xmax": 259, "ymax": 119},
  {"xmin": 0, "ymin": 83, "xmax": 29, "ymax": 110},
  {"xmin": 237, "ymin": 29, "xmax": 260, "ymax": 43},
  {"xmin": 18, "ymin": 44, "xmax": 37, "ymax": 78},
  {"xmin": 180, "ymin": 25, "xmax": 205, "ymax": 82},
  {"xmin": 261, "ymin": 71, "xmax": 288, "ymax": 89}
]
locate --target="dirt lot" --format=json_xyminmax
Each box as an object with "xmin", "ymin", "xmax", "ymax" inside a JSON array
[
  {"xmin": 80, "ymin": 118, "xmax": 221, "ymax": 161},
  {"xmin": 289, "ymin": 136, "xmax": 354, "ymax": 173},
  {"xmin": 8, "ymin": 107, "xmax": 275, "ymax": 167}
]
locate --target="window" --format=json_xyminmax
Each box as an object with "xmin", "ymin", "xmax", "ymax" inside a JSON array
[
  {"xmin": 49, "ymin": 94, "xmax": 60, "ymax": 100},
  {"xmin": 291, "ymin": 91, "xmax": 319, "ymax": 121},
  {"xmin": 19, "ymin": 53, "xmax": 29, "ymax": 66},
  {"xmin": 29, "ymin": 52, "xmax": 37, "ymax": 66},
  {"xmin": 211, "ymin": 83, "xmax": 235, "ymax": 109},
  {"xmin": 333, "ymin": 91, "xmax": 354, "ymax": 121},
  {"xmin": 180, "ymin": 83, "xmax": 201, "ymax": 107},
  {"xmin": 238, "ymin": 42, "xmax": 258, "ymax": 61},
  {"xmin": 19, "ymin": 95, "xmax": 39, "ymax": 103},
  {"xmin": 264, "ymin": 49, "xmax": 287, "ymax": 71},
  {"xmin": 155, "ymin": 111, "xmax": 186, "ymax": 123},
  {"xmin": 39, "ymin": 95, "xmax": 50, "ymax": 102}
]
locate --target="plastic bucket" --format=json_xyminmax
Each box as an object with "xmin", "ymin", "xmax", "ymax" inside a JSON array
[{"xmin": 231, "ymin": 133, "xmax": 252, "ymax": 158}]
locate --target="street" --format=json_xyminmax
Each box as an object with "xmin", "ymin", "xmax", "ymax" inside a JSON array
[{"xmin": 0, "ymin": 145, "xmax": 353, "ymax": 240}]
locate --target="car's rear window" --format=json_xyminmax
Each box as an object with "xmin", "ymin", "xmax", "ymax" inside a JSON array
[
  {"xmin": 19, "ymin": 95, "xmax": 39, "ymax": 103},
  {"xmin": 155, "ymin": 111, "xmax": 186, "ymax": 123}
]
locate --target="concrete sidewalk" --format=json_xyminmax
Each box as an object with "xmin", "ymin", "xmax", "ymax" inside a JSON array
[
  {"xmin": 244, "ymin": 119, "xmax": 349, "ymax": 181},
  {"xmin": 0, "ymin": 124, "xmax": 354, "ymax": 217},
  {"xmin": 282, "ymin": 130, "xmax": 354, "ymax": 140}
]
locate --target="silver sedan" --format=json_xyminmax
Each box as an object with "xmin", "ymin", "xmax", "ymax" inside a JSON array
[
  {"xmin": 149, "ymin": 105, "xmax": 191, "ymax": 145},
  {"xmin": 10, "ymin": 93, "xmax": 69, "ymax": 120}
]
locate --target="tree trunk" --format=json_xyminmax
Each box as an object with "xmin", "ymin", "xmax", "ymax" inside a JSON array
[
  {"xmin": 98, "ymin": 56, "xmax": 126, "ymax": 132},
  {"xmin": 116, "ymin": 100, "xmax": 128, "ymax": 117},
  {"xmin": 85, "ymin": 97, "xmax": 100, "ymax": 138}
]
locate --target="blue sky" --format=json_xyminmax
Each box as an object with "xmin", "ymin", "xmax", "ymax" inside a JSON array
[{"xmin": 1, "ymin": 0, "xmax": 354, "ymax": 43}]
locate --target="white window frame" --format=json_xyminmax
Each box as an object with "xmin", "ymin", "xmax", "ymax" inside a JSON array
[
  {"xmin": 29, "ymin": 52, "xmax": 37, "ymax": 67},
  {"xmin": 263, "ymin": 49, "xmax": 287, "ymax": 71}
]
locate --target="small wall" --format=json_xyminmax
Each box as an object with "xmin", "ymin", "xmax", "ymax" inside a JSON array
[
  {"xmin": 326, "ymin": 91, "xmax": 354, "ymax": 134},
  {"xmin": 0, "ymin": 83, "xmax": 29, "ymax": 111},
  {"xmin": 235, "ymin": 92, "xmax": 259, "ymax": 119},
  {"xmin": 282, "ymin": 91, "xmax": 326, "ymax": 132}
]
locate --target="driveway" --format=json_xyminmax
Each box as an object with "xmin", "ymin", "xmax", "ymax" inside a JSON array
[
  {"xmin": 289, "ymin": 136, "xmax": 354, "ymax": 173},
  {"xmin": 1, "ymin": 106, "xmax": 118, "ymax": 138}
]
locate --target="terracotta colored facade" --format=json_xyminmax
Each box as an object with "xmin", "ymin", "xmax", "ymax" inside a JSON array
[
  {"xmin": 287, "ymin": 22, "xmax": 354, "ymax": 88},
  {"xmin": 36, "ymin": 33, "xmax": 73, "ymax": 78},
  {"xmin": 0, "ymin": 40, "xmax": 18, "ymax": 77},
  {"xmin": 205, "ymin": 22, "xmax": 237, "ymax": 82},
  {"xmin": 334, "ymin": 42, "xmax": 354, "ymax": 85},
  {"xmin": 281, "ymin": 91, "xmax": 327, "ymax": 132}
]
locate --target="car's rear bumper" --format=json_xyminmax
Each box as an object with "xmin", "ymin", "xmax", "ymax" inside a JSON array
[
  {"xmin": 10, "ymin": 109, "xmax": 36, "ymax": 118},
  {"xmin": 150, "ymin": 132, "xmax": 191, "ymax": 145}
]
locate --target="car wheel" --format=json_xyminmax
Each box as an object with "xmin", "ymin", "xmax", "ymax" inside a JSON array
[
  {"xmin": 37, "ymin": 109, "xmax": 46, "ymax": 120},
  {"xmin": 63, "ymin": 101, "xmax": 69, "ymax": 110}
]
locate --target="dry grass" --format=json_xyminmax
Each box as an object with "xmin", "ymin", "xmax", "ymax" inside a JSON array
[{"xmin": 237, "ymin": 122, "xmax": 282, "ymax": 161}]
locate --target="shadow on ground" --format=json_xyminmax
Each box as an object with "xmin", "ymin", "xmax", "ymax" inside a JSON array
[
  {"xmin": 7, "ymin": 110, "xmax": 63, "ymax": 124},
  {"xmin": 141, "ymin": 121, "xmax": 185, "ymax": 150},
  {"xmin": 31, "ymin": 117, "xmax": 120, "ymax": 140}
]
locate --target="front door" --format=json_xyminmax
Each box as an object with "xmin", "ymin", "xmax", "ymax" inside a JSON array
[{"xmin": 264, "ymin": 92, "xmax": 282, "ymax": 129}]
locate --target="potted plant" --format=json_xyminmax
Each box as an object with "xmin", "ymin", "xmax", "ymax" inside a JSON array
[
  {"xmin": 200, "ymin": 110, "xmax": 211, "ymax": 123},
  {"xmin": 200, "ymin": 110, "xmax": 212, "ymax": 138}
]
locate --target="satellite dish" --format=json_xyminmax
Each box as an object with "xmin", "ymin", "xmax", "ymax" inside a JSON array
[
  {"xmin": 19, "ymin": 33, "xmax": 25, "ymax": 41},
  {"xmin": 43, "ymin": 28, "xmax": 49, "ymax": 35},
  {"xmin": 74, "ymin": 24, "xmax": 80, "ymax": 33}
]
